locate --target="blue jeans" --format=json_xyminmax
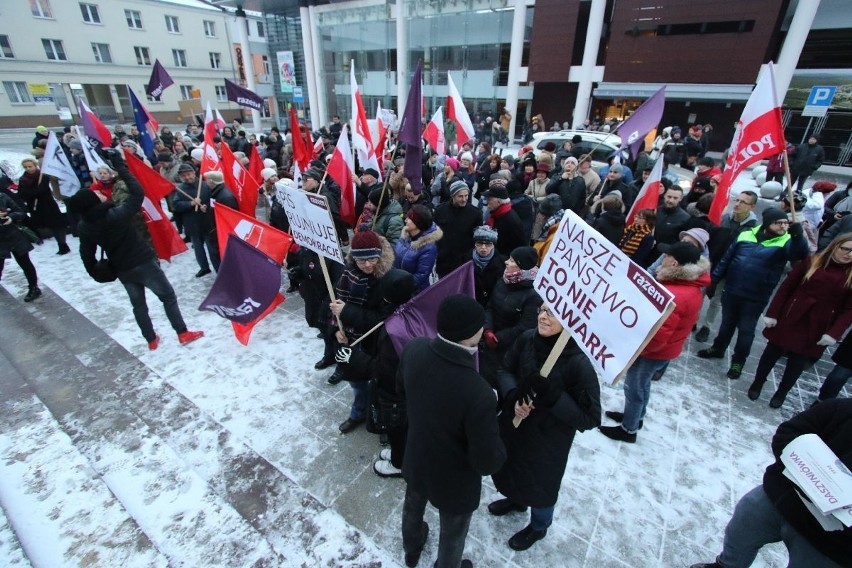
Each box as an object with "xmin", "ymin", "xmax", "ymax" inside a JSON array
[
  {"xmin": 530, "ymin": 505, "xmax": 555, "ymax": 531},
  {"xmin": 712, "ymin": 291, "xmax": 766, "ymax": 364},
  {"xmin": 622, "ymin": 356, "xmax": 671, "ymax": 433},
  {"xmin": 719, "ymin": 486, "xmax": 842, "ymax": 568},
  {"xmin": 819, "ymin": 364, "xmax": 852, "ymax": 400},
  {"xmin": 349, "ymin": 381, "xmax": 368, "ymax": 421},
  {"xmin": 402, "ymin": 485, "xmax": 472, "ymax": 568},
  {"xmin": 119, "ymin": 260, "xmax": 187, "ymax": 342}
]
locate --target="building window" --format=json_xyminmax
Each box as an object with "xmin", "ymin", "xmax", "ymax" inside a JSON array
[
  {"xmin": 125, "ymin": 9, "xmax": 142, "ymax": 29},
  {"xmin": 262, "ymin": 55, "xmax": 270, "ymax": 75},
  {"xmin": 42, "ymin": 38, "xmax": 66, "ymax": 61},
  {"xmin": 80, "ymin": 3, "xmax": 100, "ymax": 24},
  {"xmin": 203, "ymin": 20, "xmax": 216, "ymax": 37},
  {"xmin": 165, "ymin": 15, "xmax": 180, "ymax": 34},
  {"xmin": 257, "ymin": 21, "xmax": 264, "ymax": 38},
  {"xmin": 180, "ymin": 85, "xmax": 194, "ymax": 100},
  {"xmin": 30, "ymin": 0, "xmax": 52, "ymax": 18},
  {"xmin": 3, "ymin": 81, "xmax": 31, "ymax": 104},
  {"xmin": 215, "ymin": 85, "xmax": 227, "ymax": 102},
  {"xmin": 209, "ymin": 52, "xmax": 221, "ymax": 69},
  {"xmin": 0, "ymin": 36, "xmax": 13, "ymax": 59},
  {"xmin": 92, "ymin": 43, "xmax": 112, "ymax": 63},
  {"xmin": 172, "ymin": 49, "xmax": 187, "ymax": 67},
  {"xmin": 134, "ymin": 46, "xmax": 150, "ymax": 66}
]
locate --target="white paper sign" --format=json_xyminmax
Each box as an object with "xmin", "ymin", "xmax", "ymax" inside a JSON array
[
  {"xmin": 534, "ymin": 210, "xmax": 675, "ymax": 384},
  {"xmin": 781, "ymin": 433, "xmax": 852, "ymax": 514},
  {"xmin": 280, "ymin": 187, "xmax": 344, "ymax": 264}
]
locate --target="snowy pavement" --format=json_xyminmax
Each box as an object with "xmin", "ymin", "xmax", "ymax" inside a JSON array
[{"xmin": 0, "ymin": 169, "xmax": 839, "ymax": 567}]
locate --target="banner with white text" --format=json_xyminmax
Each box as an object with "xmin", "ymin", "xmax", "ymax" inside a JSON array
[
  {"xmin": 534, "ymin": 210, "xmax": 674, "ymax": 384},
  {"xmin": 280, "ymin": 187, "xmax": 345, "ymax": 264}
]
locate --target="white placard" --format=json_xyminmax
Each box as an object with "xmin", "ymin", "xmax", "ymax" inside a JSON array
[
  {"xmin": 280, "ymin": 187, "xmax": 344, "ymax": 264},
  {"xmin": 781, "ymin": 433, "xmax": 852, "ymax": 514},
  {"xmin": 534, "ymin": 210, "xmax": 675, "ymax": 384}
]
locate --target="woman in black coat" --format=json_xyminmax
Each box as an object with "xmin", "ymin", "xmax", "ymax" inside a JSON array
[
  {"xmin": 471, "ymin": 226, "xmax": 505, "ymax": 307},
  {"xmin": 16, "ymin": 158, "xmax": 69, "ymax": 254},
  {"xmin": 489, "ymin": 303, "xmax": 601, "ymax": 551},
  {"xmin": 0, "ymin": 192, "xmax": 41, "ymax": 301}
]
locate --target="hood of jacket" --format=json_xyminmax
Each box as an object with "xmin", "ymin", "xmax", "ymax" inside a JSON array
[
  {"xmin": 400, "ymin": 223, "xmax": 443, "ymax": 250},
  {"xmin": 655, "ymin": 256, "xmax": 711, "ymax": 286}
]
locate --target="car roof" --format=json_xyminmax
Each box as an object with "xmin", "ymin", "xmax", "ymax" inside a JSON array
[{"xmin": 531, "ymin": 130, "xmax": 622, "ymax": 146}]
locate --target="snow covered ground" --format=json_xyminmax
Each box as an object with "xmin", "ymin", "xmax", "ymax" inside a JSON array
[{"xmin": 0, "ymin": 150, "xmax": 832, "ymax": 567}]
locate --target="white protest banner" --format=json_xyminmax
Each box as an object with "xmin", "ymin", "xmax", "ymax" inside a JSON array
[
  {"xmin": 42, "ymin": 131, "xmax": 80, "ymax": 197},
  {"xmin": 73, "ymin": 126, "xmax": 107, "ymax": 173},
  {"xmin": 534, "ymin": 209, "xmax": 675, "ymax": 385},
  {"xmin": 781, "ymin": 433, "xmax": 852, "ymax": 515},
  {"xmin": 280, "ymin": 186, "xmax": 344, "ymax": 264}
]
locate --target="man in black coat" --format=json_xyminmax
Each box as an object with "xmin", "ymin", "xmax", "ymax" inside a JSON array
[
  {"xmin": 399, "ymin": 294, "xmax": 506, "ymax": 568},
  {"xmin": 68, "ymin": 150, "xmax": 203, "ymax": 351},
  {"xmin": 690, "ymin": 399, "xmax": 852, "ymax": 568},
  {"xmin": 652, "ymin": 186, "xmax": 691, "ymax": 260},
  {"xmin": 173, "ymin": 163, "xmax": 220, "ymax": 276},
  {"xmin": 434, "ymin": 180, "xmax": 481, "ymax": 277},
  {"xmin": 791, "ymin": 135, "xmax": 825, "ymax": 192},
  {"xmin": 483, "ymin": 181, "xmax": 526, "ymax": 256}
]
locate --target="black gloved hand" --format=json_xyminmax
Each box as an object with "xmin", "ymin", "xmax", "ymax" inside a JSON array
[
  {"xmin": 528, "ymin": 373, "xmax": 561, "ymax": 407},
  {"xmin": 788, "ymin": 222, "xmax": 804, "ymax": 239},
  {"xmin": 705, "ymin": 281, "xmax": 718, "ymax": 299}
]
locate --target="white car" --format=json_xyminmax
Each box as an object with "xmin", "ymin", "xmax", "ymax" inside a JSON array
[{"xmin": 530, "ymin": 130, "xmax": 622, "ymax": 169}]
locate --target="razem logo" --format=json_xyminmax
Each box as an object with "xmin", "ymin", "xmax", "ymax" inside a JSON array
[
  {"xmin": 626, "ymin": 263, "xmax": 671, "ymax": 313},
  {"xmin": 233, "ymin": 219, "xmax": 263, "ymax": 248},
  {"xmin": 205, "ymin": 296, "xmax": 261, "ymax": 318},
  {"xmin": 140, "ymin": 197, "xmax": 163, "ymax": 223}
]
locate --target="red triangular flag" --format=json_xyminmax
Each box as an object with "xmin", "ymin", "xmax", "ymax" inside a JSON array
[{"xmin": 289, "ymin": 106, "xmax": 310, "ymax": 172}]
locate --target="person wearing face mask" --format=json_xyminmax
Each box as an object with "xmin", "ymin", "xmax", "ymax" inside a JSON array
[
  {"xmin": 487, "ymin": 298, "xmax": 601, "ymax": 552},
  {"xmin": 747, "ymin": 233, "xmax": 852, "ymax": 409}
]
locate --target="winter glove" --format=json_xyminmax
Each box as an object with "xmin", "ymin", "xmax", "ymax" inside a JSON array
[
  {"xmin": 334, "ymin": 346, "xmax": 372, "ymax": 382},
  {"xmin": 762, "ymin": 317, "xmax": 777, "ymax": 328},
  {"xmin": 705, "ymin": 281, "xmax": 718, "ymax": 299},
  {"xmin": 483, "ymin": 330, "xmax": 498, "ymax": 350},
  {"xmin": 817, "ymin": 334, "xmax": 837, "ymax": 347},
  {"xmin": 788, "ymin": 222, "xmax": 804, "ymax": 239},
  {"xmin": 335, "ymin": 347, "xmax": 352, "ymax": 364},
  {"xmin": 528, "ymin": 373, "xmax": 561, "ymax": 407}
]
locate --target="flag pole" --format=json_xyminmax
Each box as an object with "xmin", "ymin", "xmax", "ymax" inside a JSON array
[
  {"xmin": 512, "ymin": 329, "xmax": 571, "ymax": 428},
  {"xmin": 781, "ymin": 149, "xmax": 798, "ymax": 222},
  {"xmin": 371, "ymin": 145, "xmax": 400, "ymax": 230},
  {"xmin": 318, "ymin": 255, "xmax": 346, "ymax": 340}
]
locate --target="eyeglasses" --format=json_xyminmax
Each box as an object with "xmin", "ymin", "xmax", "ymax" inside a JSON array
[
  {"xmin": 771, "ymin": 220, "xmax": 790, "ymax": 226},
  {"xmin": 354, "ymin": 257, "xmax": 379, "ymax": 264},
  {"xmin": 474, "ymin": 242, "xmax": 494, "ymax": 248},
  {"xmin": 839, "ymin": 246, "xmax": 852, "ymax": 254},
  {"xmin": 537, "ymin": 306, "xmax": 555, "ymax": 317}
]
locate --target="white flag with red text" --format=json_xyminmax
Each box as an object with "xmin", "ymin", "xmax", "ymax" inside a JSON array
[
  {"xmin": 422, "ymin": 106, "xmax": 446, "ymax": 156},
  {"xmin": 327, "ymin": 124, "xmax": 357, "ymax": 227},
  {"xmin": 350, "ymin": 63, "xmax": 381, "ymax": 180},
  {"xmin": 447, "ymin": 75, "xmax": 475, "ymax": 148},
  {"xmin": 709, "ymin": 63, "xmax": 785, "ymax": 224}
]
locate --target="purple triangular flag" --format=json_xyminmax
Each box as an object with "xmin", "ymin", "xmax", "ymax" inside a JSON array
[
  {"xmin": 146, "ymin": 59, "xmax": 174, "ymax": 100},
  {"xmin": 618, "ymin": 86, "xmax": 666, "ymax": 159},
  {"xmin": 199, "ymin": 235, "xmax": 282, "ymax": 325},
  {"xmin": 385, "ymin": 261, "xmax": 475, "ymax": 356},
  {"xmin": 399, "ymin": 61, "xmax": 424, "ymax": 192},
  {"xmin": 225, "ymin": 78, "xmax": 263, "ymax": 112}
]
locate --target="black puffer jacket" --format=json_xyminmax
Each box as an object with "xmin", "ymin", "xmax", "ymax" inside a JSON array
[
  {"xmin": 484, "ymin": 278, "xmax": 542, "ymax": 346},
  {"xmin": 77, "ymin": 159, "xmax": 153, "ymax": 275},
  {"xmin": 474, "ymin": 253, "xmax": 505, "ymax": 307},
  {"xmin": 0, "ymin": 192, "xmax": 34, "ymax": 258},
  {"xmin": 493, "ymin": 330, "xmax": 601, "ymax": 507}
]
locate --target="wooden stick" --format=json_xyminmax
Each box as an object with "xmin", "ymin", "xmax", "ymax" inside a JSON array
[
  {"xmin": 318, "ymin": 254, "xmax": 346, "ymax": 341},
  {"xmin": 782, "ymin": 149, "xmax": 798, "ymax": 222},
  {"xmin": 513, "ymin": 329, "xmax": 571, "ymax": 428},
  {"xmin": 194, "ymin": 175, "xmax": 203, "ymax": 211},
  {"xmin": 371, "ymin": 146, "xmax": 400, "ymax": 230},
  {"xmin": 349, "ymin": 319, "xmax": 384, "ymax": 348}
]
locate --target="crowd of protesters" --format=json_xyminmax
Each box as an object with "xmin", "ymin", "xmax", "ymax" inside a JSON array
[{"xmin": 1, "ymin": 112, "xmax": 849, "ymax": 568}]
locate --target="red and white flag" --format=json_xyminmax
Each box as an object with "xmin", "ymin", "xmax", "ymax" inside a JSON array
[
  {"xmin": 447, "ymin": 74, "xmax": 475, "ymax": 149},
  {"xmin": 203, "ymin": 101, "xmax": 225, "ymax": 144},
  {"xmin": 625, "ymin": 155, "xmax": 664, "ymax": 225},
  {"xmin": 422, "ymin": 106, "xmax": 446, "ymax": 156},
  {"xmin": 709, "ymin": 62, "xmax": 786, "ymax": 224},
  {"xmin": 376, "ymin": 102, "xmax": 395, "ymax": 169},
  {"xmin": 200, "ymin": 101, "xmax": 224, "ymax": 176},
  {"xmin": 350, "ymin": 62, "xmax": 381, "ymax": 179},
  {"xmin": 220, "ymin": 142, "xmax": 260, "ymax": 218},
  {"xmin": 326, "ymin": 124, "xmax": 357, "ymax": 227},
  {"xmin": 77, "ymin": 96, "xmax": 112, "ymax": 147},
  {"xmin": 122, "ymin": 150, "xmax": 188, "ymax": 262}
]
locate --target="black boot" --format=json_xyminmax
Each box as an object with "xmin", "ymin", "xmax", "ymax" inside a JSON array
[
  {"xmin": 24, "ymin": 286, "xmax": 42, "ymax": 302},
  {"xmin": 508, "ymin": 524, "xmax": 547, "ymax": 551},
  {"xmin": 56, "ymin": 242, "xmax": 71, "ymax": 255},
  {"xmin": 769, "ymin": 389, "xmax": 790, "ymax": 409},
  {"xmin": 747, "ymin": 378, "xmax": 766, "ymax": 401}
]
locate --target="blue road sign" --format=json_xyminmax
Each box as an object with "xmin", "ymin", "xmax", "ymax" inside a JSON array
[{"xmin": 803, "ymin": 86, "xmax": 836, "ymax": 117}]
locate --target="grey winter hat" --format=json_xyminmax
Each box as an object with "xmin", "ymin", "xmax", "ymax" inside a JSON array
[
  {"xmin": 473, "ymin": 225, "xmax": 498, "ymax": 244},
  {"xmin": 449, "ymin": 180, "xmax": 469, "ymax": 197},
  {"xmin": 539, "ymin": 194, "xmax": 563, "ymax": 217}
]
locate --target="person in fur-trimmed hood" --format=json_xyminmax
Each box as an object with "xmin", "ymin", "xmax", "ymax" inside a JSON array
[
  {"xmin": 600, "ymin": 242, "xmax": 711, "ymax": 443},
  {"xmin": 393, "ymin": 204, "xmax": 443, "ymax": 293}
]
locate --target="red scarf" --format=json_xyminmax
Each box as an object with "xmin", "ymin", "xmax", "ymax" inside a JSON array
[{"xmin": 486, "ymin": 202, "xmax": 513, "ymax": 226}]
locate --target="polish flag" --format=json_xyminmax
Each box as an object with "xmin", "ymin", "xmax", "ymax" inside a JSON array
[
  {"xmin": 77, "ymin": 96, "xmax": 112, "ymax": 147},
  {"xmin": 375, "ymin": 102, "xmax": 389, "ymax": 171},
  {"xmin": 312, "ymin": 135, "xmax": 324, "ymax": 159},
  {"xmin": 326, "ymin": 124, "xmax": 357, "ymax": 227},
  {"xmin": 625, "ymin": 155, "xmax": 664, "ymax": 225},
  {"xmin": 447, "ymin": 75, "xmax": 475, "ymax": 149},
  {"xmin": 199, "ymin": 139, "xmax": 221, "ymax": 176},
  {"xmin": 709, "ymin": 62, "xmax": 786, "ymax": 224},
  {"xmin": 350, "ymin": 62, "xmax": 381, "ymax": 179},
  {"xmin": 422, "ymin": 106, "xmax": 446, "ymax": 156},
  {"xmin": 203, "ymin": 101, "xmax": 225, "ymax": 144},
  {"xmin": 220, "ymin": 142, "xmax": 259, "ymax": 218}
]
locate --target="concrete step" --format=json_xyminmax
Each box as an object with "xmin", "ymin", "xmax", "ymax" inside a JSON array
[{"xmin": 0, "ymin": 283, "xmax": 398, "ymax": 566}]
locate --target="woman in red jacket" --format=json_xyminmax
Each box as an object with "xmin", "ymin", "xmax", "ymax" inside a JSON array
[
  {"xmin": 748, "ymin": 233, "xmax": 852, "ymax": 408},
  {"xmin": 600, "ymin": 242, "xmax": 711, "ymax": 443}
]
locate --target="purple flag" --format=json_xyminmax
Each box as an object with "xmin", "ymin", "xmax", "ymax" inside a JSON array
[
  {"xmin": 224, "ymin": 78, "xmax": 263, "ymax": 112},
  {"xmin": 146, "ymin": 59, "xmax": 174, "ymax": 100},
  {"xmin": 199, "ymin": 235, "xmax": 282, "ymax": 325},
  {"xmin": 398, "ymin": 61, "xmax": 423, "ymax": 192},
  {"xmin": 385, "ymin": 261, "xmax": 475, "ymax": 356},
  {"xmin": 618, "ymin": 86, "xmax": 666, "ymax": 159}
]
